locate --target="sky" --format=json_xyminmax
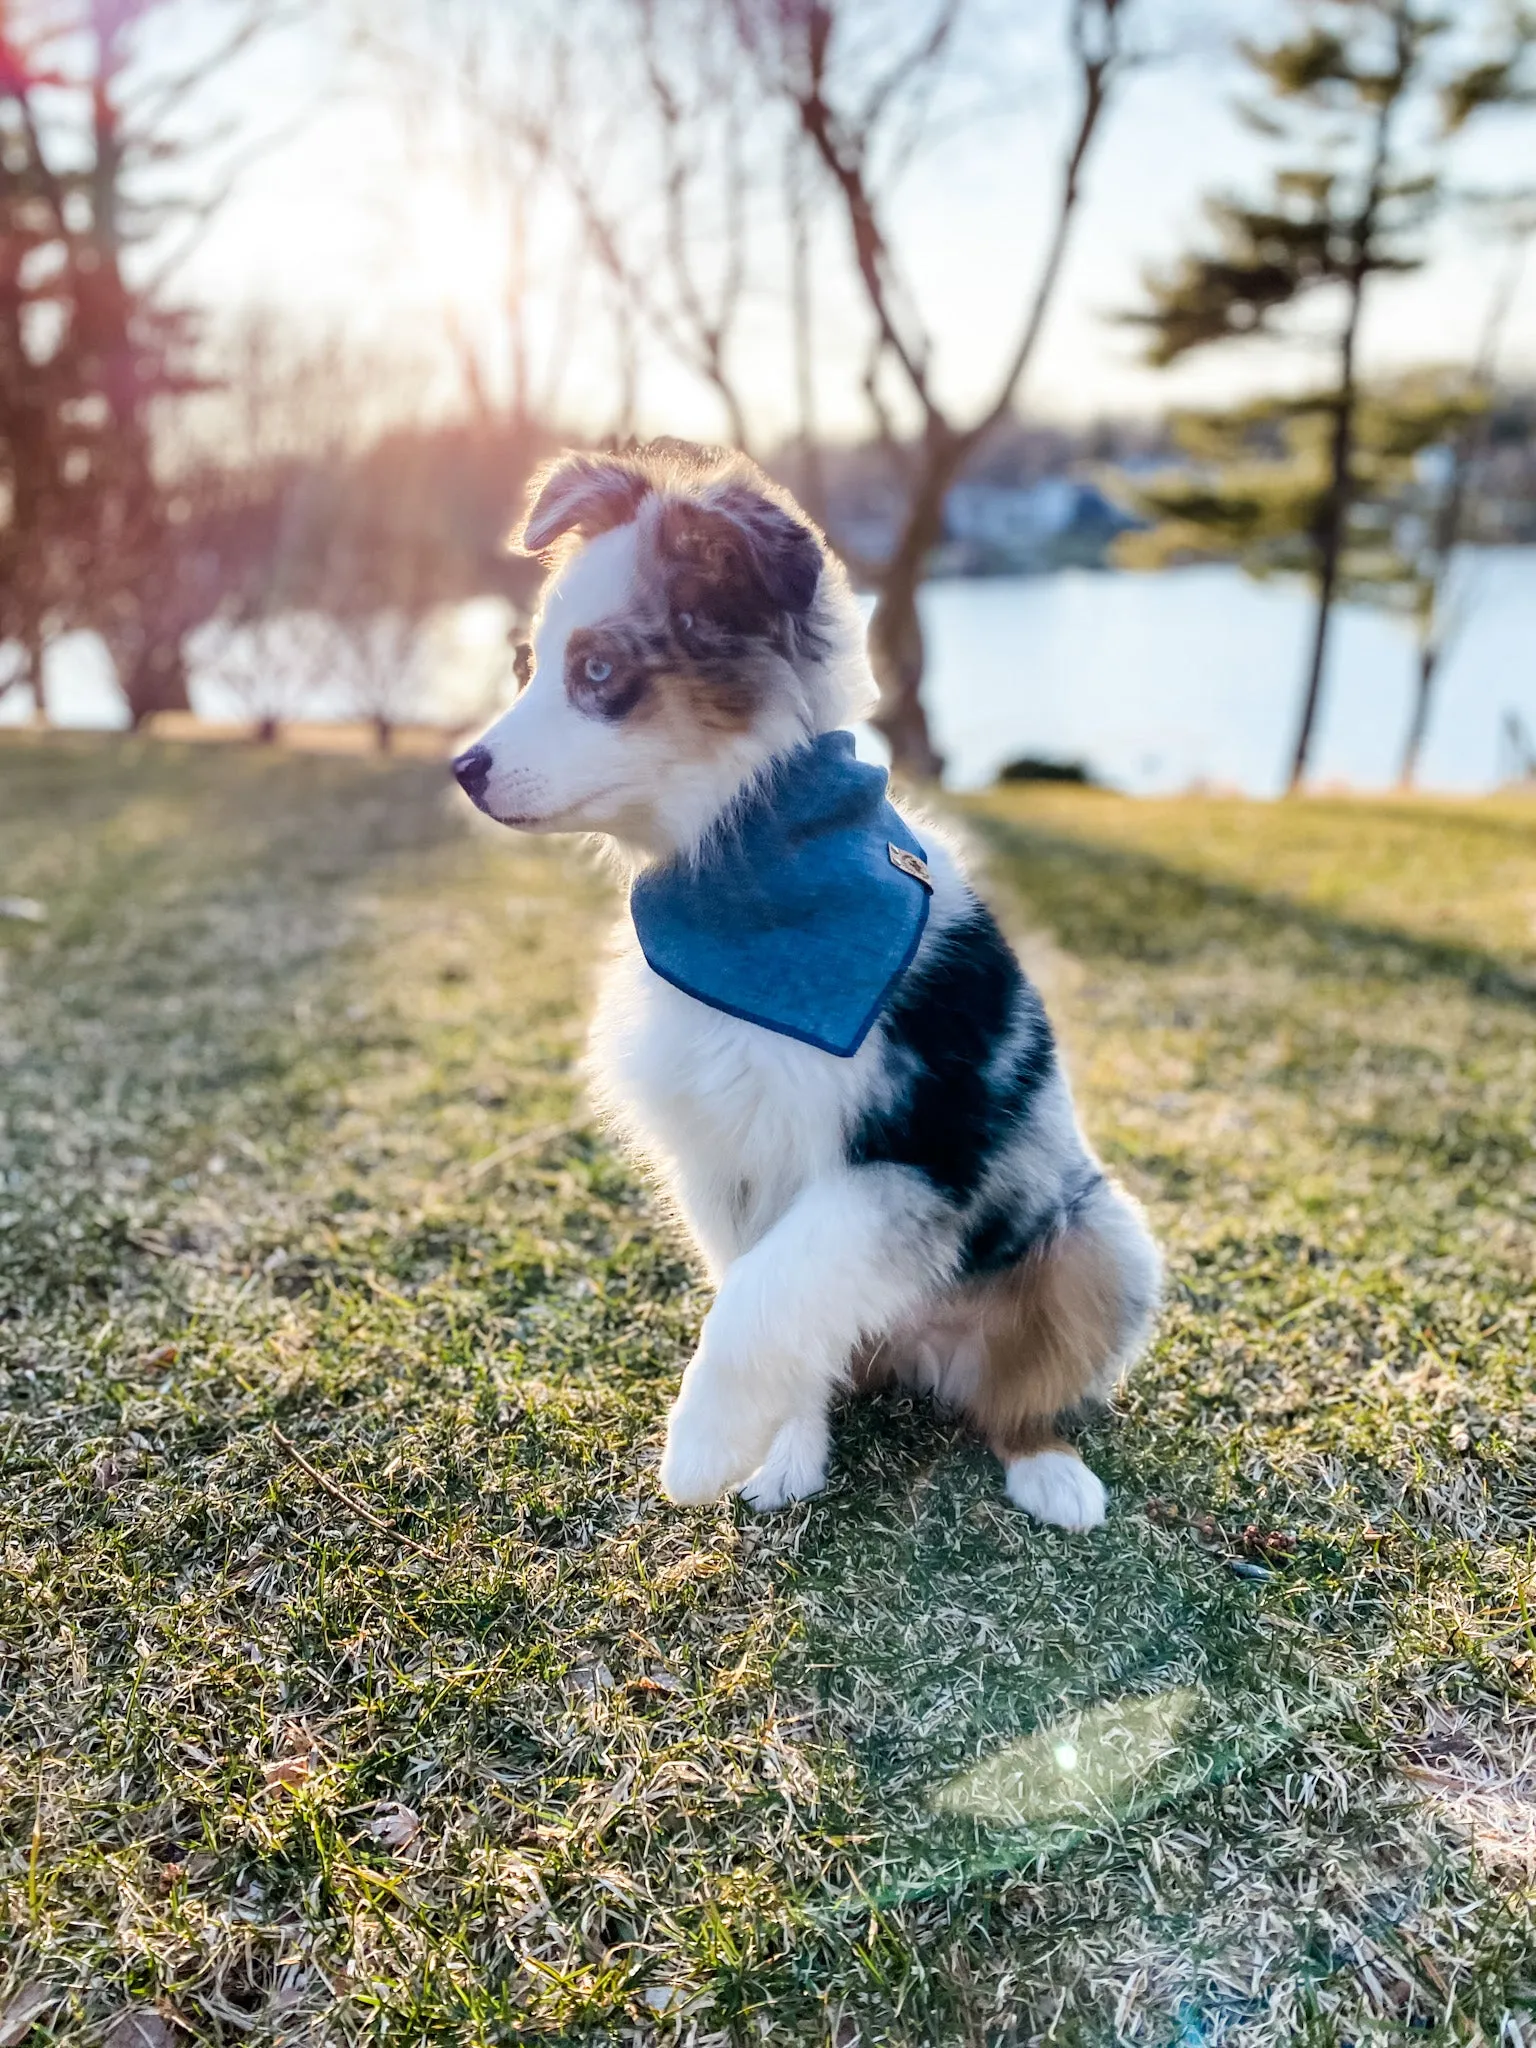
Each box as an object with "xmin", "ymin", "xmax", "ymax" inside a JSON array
[{"xmin": 143, "ymin": 0, "xmax": 1536, "ymax": 444}]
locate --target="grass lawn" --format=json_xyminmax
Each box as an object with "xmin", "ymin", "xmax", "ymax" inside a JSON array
[{"xmin": 2, "ymin": 733, "xmax": 1534, "ymax": 2046}]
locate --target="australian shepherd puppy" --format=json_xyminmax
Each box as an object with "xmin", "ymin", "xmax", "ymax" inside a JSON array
[{"xmin": 452, "ymin": 441, "xmax": 1160, "ymax": 1529}]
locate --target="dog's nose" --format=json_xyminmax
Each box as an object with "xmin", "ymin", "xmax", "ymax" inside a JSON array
[{"xmin": 452, "ymin": 745, "xmax": 492, "ymax": 805}]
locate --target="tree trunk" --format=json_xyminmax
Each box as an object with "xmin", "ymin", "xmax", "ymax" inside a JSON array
[
  {"xmin": 1288, "ymin": 542, "xmax": 1341, "ymax": 794},
  {"xmin": 122, "ymin": 636, "xmax": 192, "ymax": 729},
  {"xmin": 254, "ymin": 714, "xmax": 279, "ymax": 745},
  {"xmin": 867, "ymin": 574, "xmax": 941, "ymax": 781},
  {"xmin": 1286, "ymin": 67, "xmax": 1402, "ymax": 795},
  {"xmin": 1397, "ymin": 638, "xmax": 1438, "ymax": 790},
  {"xmin": 866, "ymin": 462, "xmax": 957, "ymax": 781},
  {"xmin": 786, "ymin": 133, "xmax": 828, "ymax": 532},
  {"xmin": 865, "ymin": 424, "xmax": 981, "ymax": 781},
  {"xmin": 1287, "ymin": 354, "xmax": 1365, "ymax": 794},
  {"xmin": 1393, "ymin": 249, "xmax": 1509, "ymax": 792},
  {"xmin": 25, "ymin": 624, "xmax": 48, "ymax": 727},
  {"xmin": 373, "ymin": 713, "xmax": 393, "ymax": 754}
]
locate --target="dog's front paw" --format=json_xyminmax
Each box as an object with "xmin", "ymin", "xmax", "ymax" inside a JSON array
[
  {"xmin": 1004, "ymin": 1450, "xmax": 1106, "ymax": 1531},
  {"xmin": 659, "ymin": 1403, "xmax": 757, "ymax": 1506},
  {"xmin": 739, "ymin": 1413, "xmax": 829, "ymax": 1512}
]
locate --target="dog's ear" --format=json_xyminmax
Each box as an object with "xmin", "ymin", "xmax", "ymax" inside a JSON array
[
  {"xmin": 514, "ymin": 454, "xmax": 651, "ymax": 554},
  {"xmin": 660, "ymin": 487, "xmax": 822, "ymax": 629}
]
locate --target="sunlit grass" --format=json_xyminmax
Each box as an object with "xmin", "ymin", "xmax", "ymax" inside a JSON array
[{"xmin": 2, "ymin": 734, "xmax": 1533, "ymax": 2044}]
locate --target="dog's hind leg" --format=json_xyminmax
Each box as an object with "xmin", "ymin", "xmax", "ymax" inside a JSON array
[
  {"xmin": 1000, "ymin": 1430, "xmax": 1108, "ymax": 1531},
  {"xmin": 965, "ymin": 1179, "xmax": 1161, "ymax": 1530}
]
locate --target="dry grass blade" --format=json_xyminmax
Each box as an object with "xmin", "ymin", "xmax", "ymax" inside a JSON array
[
  {"xmin": 272, "ymin": 1425, "xmax": 450, "ymax": 1563},
  {"xmin": 451, "ymin": 1120, "xmax": 576, "ymax": 1185}
]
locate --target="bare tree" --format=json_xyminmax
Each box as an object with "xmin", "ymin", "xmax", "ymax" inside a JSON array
[
  {"xmin": 175, "ymin": 316, "xmax": 360, "ymax": 743},
  {"xmin": 455, "ymin": 0, "xmax": 761, "ymax": 454},
  {"xmin": 783, "ymin": 121, "xmax": 828, "ymax": 529},
  {"xmin": 737, "ymin": 0, "xmax": 1136, "ymax": 777},
  {"xmin": 0, "ymin": 0, "xmax": 309, "ymax": 727},
  {"xmin": 198, "ymin": 605, "xmax": 332, "ymax": 744},
  {"xmin": 1397, "ymin": 195, "xmax": 1536, "ymax": 788},
  {"xmin": 1, "ymin": 8, "xmax": 96, "ymax": 722},
  {"xmin": 321, "ymin": 472, "xmax": 454, "ymax": 752}
]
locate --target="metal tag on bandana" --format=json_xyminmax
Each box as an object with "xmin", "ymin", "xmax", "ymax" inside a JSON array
[{"xmin": 888, "ymin": 843, "xmax": 933, "ymax": 891}]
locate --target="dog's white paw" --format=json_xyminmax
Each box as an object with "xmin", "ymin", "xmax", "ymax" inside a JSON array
[
  {"xmin": 739, "ymin": 1413, "xmax": 829, "ymax": 1512},
  {"xmin": 1005, "ymin": 1450, "xmax": 1106, "ymax": 1531},
  {"xmin": 659, "ymin": 1395, "xmax": 760, "ymax": 1506}
]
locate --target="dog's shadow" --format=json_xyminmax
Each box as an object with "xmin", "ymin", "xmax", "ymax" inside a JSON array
[{"xmin": 778, "ymin": 1390, "xmax": 1337, "ymax": 1899}]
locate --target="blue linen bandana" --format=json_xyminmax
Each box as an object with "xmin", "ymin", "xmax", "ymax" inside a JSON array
[{"xmin": 629, "ymin": 729, "xmax": 933, "ymax": 1058}]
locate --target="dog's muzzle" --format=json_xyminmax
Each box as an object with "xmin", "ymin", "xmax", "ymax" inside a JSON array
[{"xmin": 451, "ymin": 745, "xmax": 492, "ymax": 809}]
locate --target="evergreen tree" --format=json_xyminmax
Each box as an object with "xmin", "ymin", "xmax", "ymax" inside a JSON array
[{"xmin": 1125, "ymin": 0, "xmax": 1533, "ymax": 791}]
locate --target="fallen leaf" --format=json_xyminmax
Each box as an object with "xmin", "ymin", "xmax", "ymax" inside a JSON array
[
  {"xmin": 368, "ymin": 1801, "xmax": 421, "ymax": 1853},
  {"xmin": 627, "ymin": 1667, "xmax": 687, "ymax": 1702},
  {"xmin": 639, "ymin": 1983, "xmax": 709, "ymax": 2020},
  {"xmin": 0, "ymin": 1983, "xmax": 56, "ymax": 2048},
  {"xmin": 103, "ymin": 2014, "xmax": 175, "ymax": 2048},
  {"xmin": 568, "ymin": 1661, "xmax": 614, "ymax": 1698},
  {"xmin": 262, "ymin": 1754, "xmax": 312, "ymax": 1793},
  {"xmin": 263, "ymin": 1721, "xmax": 324, "ymax": 1794}
]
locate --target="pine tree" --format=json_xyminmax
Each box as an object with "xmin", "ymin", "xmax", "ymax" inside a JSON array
[{"xmin": 1125, "ymin": 0, "xmax": 1533, "ymax": 791}]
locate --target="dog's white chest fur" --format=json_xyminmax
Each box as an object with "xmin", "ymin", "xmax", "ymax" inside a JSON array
[{"xmin": 588, "ymin": 929, "xmax": 880, "ymax": 1277}]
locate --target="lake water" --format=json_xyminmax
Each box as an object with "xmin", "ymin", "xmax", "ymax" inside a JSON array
[
  {"xmin": 920, "ymin": 548, "xmax": 1535, "ymax": 796},
  {"xmin": 10, "ymin": 549, "xmax": 1534, "ymax": 797}
]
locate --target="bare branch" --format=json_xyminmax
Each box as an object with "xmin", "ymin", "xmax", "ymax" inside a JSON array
[
  {"xmin": 785, "ymin": 3, "xmax": 940, "ymax": 421},
  {"xmin": 140, "ymin": 102, "xmax": 318, "ymax": 293},
  {"xmin": 442, "ymin": 3, "xmax": 757, "ymax": 450},
  {"xmin": 121, "ymin": 4, "xmax": 304, "ymax": 131},
  {"xmin": 964, "ymin": 0, "xmax": 1130, "ymax": 451},
  {"xmin": 858, "ymin": 0, "xmax": 963, "ymax": 132},
  {"xmin": 273, "ymin": 1427, "xmax": 451, "ymax": 1563}
]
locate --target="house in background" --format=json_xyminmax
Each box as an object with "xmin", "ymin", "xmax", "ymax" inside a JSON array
[
  {"xmin": 937, "ymin": 477, "xmax": 1143, "ymax": 575},
  {"xmin": 820, "ymin": 464, "xmax": 1147, "ymax": 582}
]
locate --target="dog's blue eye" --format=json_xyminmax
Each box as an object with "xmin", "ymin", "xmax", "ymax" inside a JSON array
[{"xmin": 584, "ymin": 655, "xmax": 613, "ymax": 683}]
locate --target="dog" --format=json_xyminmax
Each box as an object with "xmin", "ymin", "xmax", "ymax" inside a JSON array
[{"xmin": 452, "ymin": 441, "xmax": 1160, "ymax": 1528}]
